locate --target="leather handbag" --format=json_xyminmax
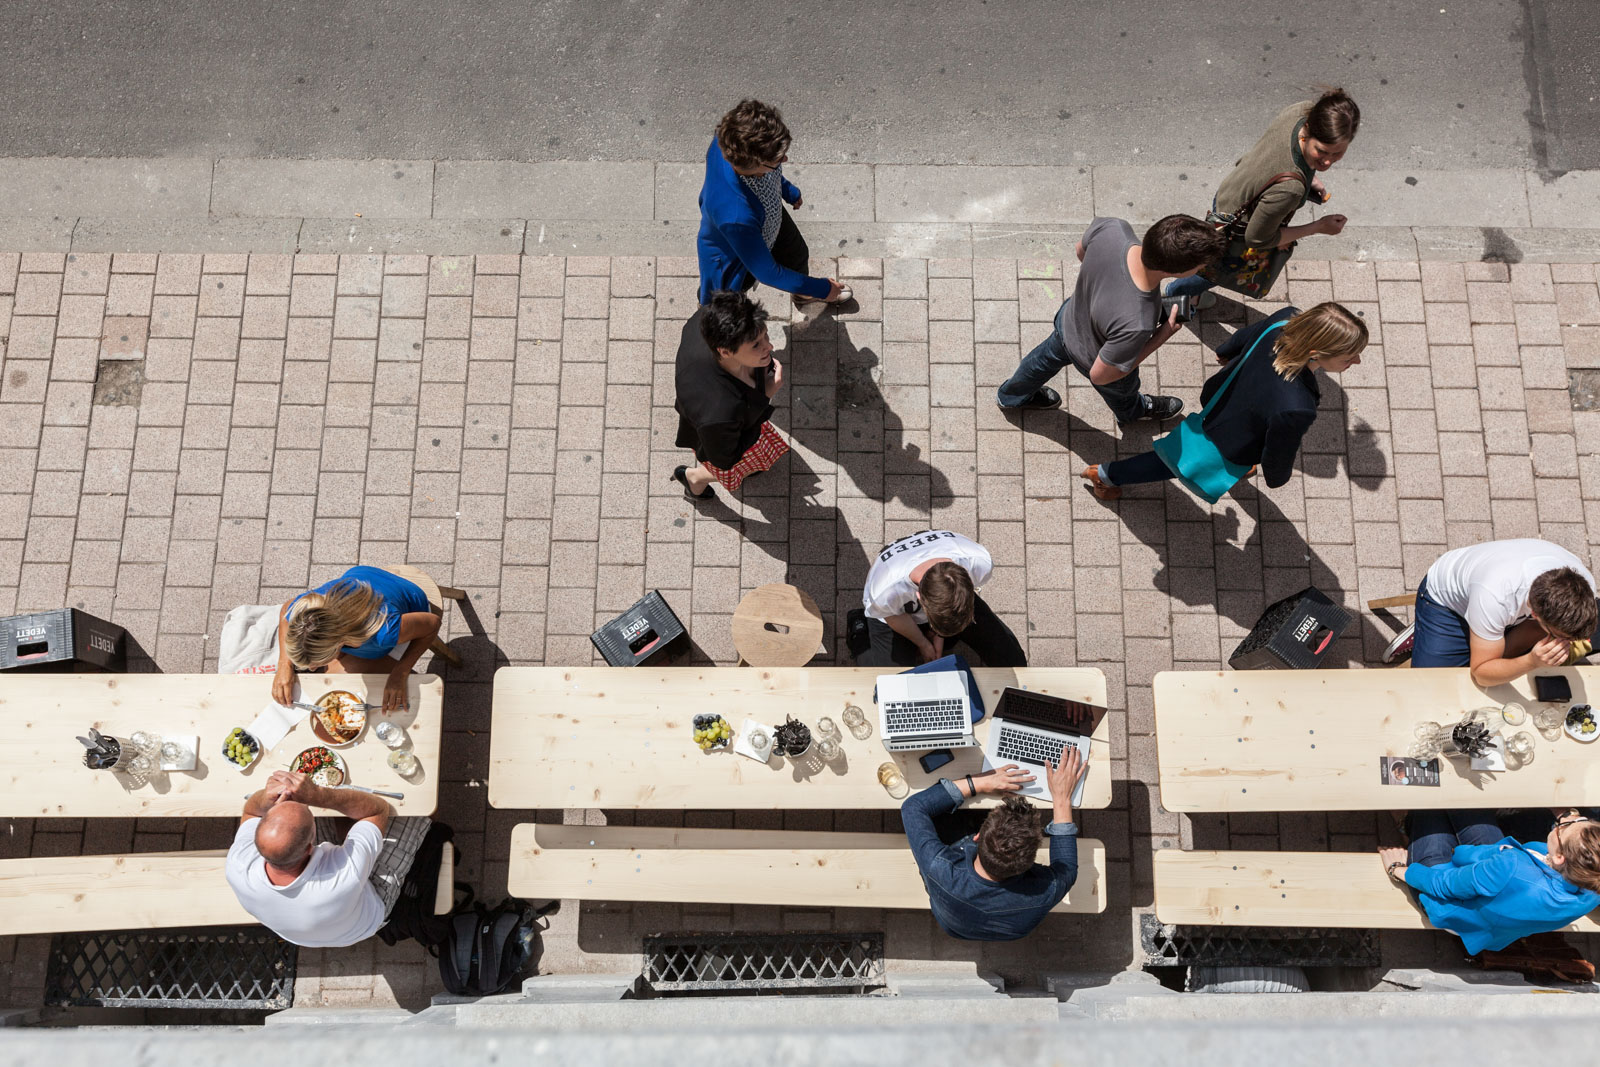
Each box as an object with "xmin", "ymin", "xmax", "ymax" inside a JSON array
[
  {"xmin": 1151, "ymin": 320, "xmax": 1286, "ymax": 503},
  {"xmin": 1197, "ymin": 171, "xmax": 1307, "ymax": 298}
]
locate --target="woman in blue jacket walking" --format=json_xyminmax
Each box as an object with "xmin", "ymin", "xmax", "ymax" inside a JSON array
[
  {"xmin": 697, "ymin": 99, "xmax": 847, "ymax": 308},
  {"xmin": 1379, "ymin": 809, "xmax": 1600, "ymax": 954}
]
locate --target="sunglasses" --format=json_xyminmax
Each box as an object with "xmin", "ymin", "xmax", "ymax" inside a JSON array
[{"xmin": 1555, "ymin": 813, "xmax": 1592, "ymax": 830}]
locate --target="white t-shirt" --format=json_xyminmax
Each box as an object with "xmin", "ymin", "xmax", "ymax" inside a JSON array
[
  {"xmin": 225, "ymin": 818, "xmax": 386, "ymax": 948},
  {"xmin": 1424, "ymin": 539, "xmax": 1596, "ymax": 642},
  {"xmin": 863, "ymin": 530, "xmax": 992, "ymax": 623}
]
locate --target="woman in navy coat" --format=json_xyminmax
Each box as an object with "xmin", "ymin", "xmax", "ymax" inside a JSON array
[{"xmin": 1080, "ymin": 302, "xmax": 1369, "ymax": 501}]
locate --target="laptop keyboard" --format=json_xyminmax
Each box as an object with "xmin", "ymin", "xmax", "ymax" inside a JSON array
[
  {"xmin": 996, "ymin": 725, "xmax": 1075, "ymax": 767},
  {"xmin": 884, "ymin": 698, "xmax": 967, "ymax": 733}
]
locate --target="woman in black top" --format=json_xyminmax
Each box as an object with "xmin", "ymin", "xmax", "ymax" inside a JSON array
[
  {"xmin": 1080, "ymin": 301, "xmax": 1369, "ymax": 501},
  {"xmin": 672, "ymin": 290, "xmax": 789, "ymax": 500}
]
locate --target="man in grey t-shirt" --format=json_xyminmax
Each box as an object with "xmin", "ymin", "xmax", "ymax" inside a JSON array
[{"xmin": 997, "ymin": 215, "xmax": 1224, "ymax": 425}]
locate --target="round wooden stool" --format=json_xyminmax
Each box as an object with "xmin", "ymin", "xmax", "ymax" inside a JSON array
[{"xmin": 731, "ymin": 584, "xmax": 826, "ymax": 667}]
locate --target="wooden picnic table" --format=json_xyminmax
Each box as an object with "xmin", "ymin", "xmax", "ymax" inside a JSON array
[
  {"xmin": 489, "ymin": 666, "xmax": 1111, "ymax": 810},
  {"xmin": 1153, "ymin": 666, "xmax": 1600, "ymax": 812},
  {"xmin": 0, "ymin": 673, "xmax": 442, "ymax": 817}
]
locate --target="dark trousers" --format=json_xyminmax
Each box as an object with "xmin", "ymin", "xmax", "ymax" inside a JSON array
[
  {"xmin": 738, "ymin": 210, "xmax": 809, "ymax": 292},
  {"xmin": 854, "ymin": 594, "xmax": 1027, "ymax": 668},
  {"xmin": 1406, "ymin": 809, "xmax": 1575, "ymax": 867},
  {"xmin": 996, "ymin": 300, "xmax": 1150, "ymax": 423},
  {"xmin": 1102, "ymin": 450, "xmax": 1175, "ymax": 487}
]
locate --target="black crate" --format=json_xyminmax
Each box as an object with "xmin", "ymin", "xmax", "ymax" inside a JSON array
[
  {"xmin": 0, "ymin": 608, "xmax": 127, "ymax": 672},
  {"xmin": 1228, "ymin": 587, "xmax": 1352, "ymax": 671},
  {"xmin": 590, "ymin": 591, "xmax": 687, "ymax": 667}
]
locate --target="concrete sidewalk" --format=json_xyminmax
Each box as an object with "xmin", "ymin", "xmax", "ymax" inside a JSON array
[{"xmin": 0, "ymin": 159, "xmax": 1597, "ymax": 261}]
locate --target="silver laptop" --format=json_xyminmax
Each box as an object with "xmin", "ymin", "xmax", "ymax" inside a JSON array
[
  {"xmin": 981, "ymin": 687, "xmax": 1096, "ymax": 806},
  {"xmin": 875, "ymin": 671, "xmax": 977, "ymax": 752}
]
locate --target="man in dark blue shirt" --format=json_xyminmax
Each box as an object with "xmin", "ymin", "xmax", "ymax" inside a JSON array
[{"xmin": 900, "ymin": 750, "xmax": 1087, "ymax": 941}]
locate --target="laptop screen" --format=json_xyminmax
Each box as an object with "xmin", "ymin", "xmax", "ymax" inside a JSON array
[{"xmin": 994, "ymin": 687, "xmax": 1102, "ymax": 736}]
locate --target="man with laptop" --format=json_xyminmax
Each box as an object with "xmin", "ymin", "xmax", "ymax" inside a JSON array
[
  {"xmin": 901, "ymin": 747, "xmax": 1088, "ymax": 941},
  {"xmin": 853, "ymin": 529, "xmax": 1026, "ymax": 668}
]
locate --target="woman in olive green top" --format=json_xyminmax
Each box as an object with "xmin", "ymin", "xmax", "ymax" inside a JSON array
[{"xmin": 1167, "ymin": 88, "xmax": 1360, "ymax": 306}]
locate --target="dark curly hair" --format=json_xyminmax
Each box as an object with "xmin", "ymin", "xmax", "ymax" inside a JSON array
[
  {"xmin": 716, "ymin": 99, "xmax": 792, "ymax": 169},
  {"xmin": 976, "ymin": 796, "xmax": 1046, "ymax": 881},
  {"xmin": 698, "ymin": 290, "xmax": 770, "ymax": 355},
  {"xmin": 1529, "ymin": 567, "xmax": 1599, "ymax": 641}
]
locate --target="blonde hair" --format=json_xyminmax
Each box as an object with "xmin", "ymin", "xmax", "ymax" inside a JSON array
[
  {"xmin": 285, "ymin": 579, "xmax": 387, "ymax": 668},
  {"xmin": 1272, "ymin": 301, "xmax": 1369, "ymax": 378},
  {"xmin": 1555, "ymin": 821, "xmax": 1600, "ymax": 893}
]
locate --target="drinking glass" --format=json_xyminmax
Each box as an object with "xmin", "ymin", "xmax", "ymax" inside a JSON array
[
  {"xmin": 1534, "ymin": 705, "xmax": 1566, "ymax": 741},
  {"xmin": 842, "ymin": 705, "xmax": 872, "ymax": 741},
  {"xmin": 387, "ymin": 748, "xmax": 419, "ymax": 777},
  {"xmin": 877, "ymin": 761, "xmax": 909, "ymax": 799},
  {"xmin": 816, "ymin": 716, "xmax": 840, "ymax": 742},
  {"xmin": 1409, "ymin": 721, "xmax": 1445, "ymax": 760},
  {"xmin": 1504, "ymin": 731, "xmax": 1536, "ymax": 768},
  {"xmin": 816, "ymin": 736, "xmax": 842, "ymax": 763},
  {"xmin": 747, "ymin": 726, "xmax": 771, "ymax": 757},
  {"xmin": 374, "ymin": 721, "xmax": 406, "ymax": 749},
  {"xmin": 159, "ymin": 739, "xmax": 181, "ymax": 763},
  {"xmin": 1500, "ymin": 702, "xmax": 1527, "ymax": 727}
]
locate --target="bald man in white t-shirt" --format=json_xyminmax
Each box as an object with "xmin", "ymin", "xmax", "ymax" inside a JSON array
[
  {"xmin": 1388, "ymin": 539, "xmax": 1600, "ymax": 686},
  {"xmin": 852, "ymin": 530, "xmax": 1027, "ymax": 668}
]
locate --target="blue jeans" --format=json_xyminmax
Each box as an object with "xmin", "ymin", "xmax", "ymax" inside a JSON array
[
  {"xmin": 1406, "ymin": 810, "xmax": 1507, "ymax": 868},
  {"xmin": 1410, "ymin": 578, "xmax": 1474, "ymax": 668},
  {"xmin": 1102, "ymin": 451, "xmax": 1174, "ymax": 487},
  {"xmin": 996, "ymin": 301, "xmax": 1149, "ymax": 423},
  {"xmin": 1164, "ymin": 272, "xmax": 1216, "ymax": 299}
]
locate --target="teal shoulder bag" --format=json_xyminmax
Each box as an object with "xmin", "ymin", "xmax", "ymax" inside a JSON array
[{"xmin": 1150, "ymin": 320, "xmax": 1285, "ymax": 504}]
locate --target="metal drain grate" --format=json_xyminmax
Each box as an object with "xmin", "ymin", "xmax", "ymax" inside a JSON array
[
  {"xmin": 1141, "ymin": 915, "xmax": 1380, "ymax": 969},
  {"xmin": 47, "ymin": 928, "xmax": 297, "ymax": 1009},
  {"xmin": 642, "ymin": 933, "xmax": 885, "ymax": 994}
]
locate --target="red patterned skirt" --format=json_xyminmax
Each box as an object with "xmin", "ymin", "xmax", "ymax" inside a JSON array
[{"xmin": 698, "ymin": 421, "xmax": 790, "ymax": 491}]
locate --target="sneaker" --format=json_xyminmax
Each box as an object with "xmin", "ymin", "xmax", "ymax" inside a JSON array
[
  {"xmin": 1081, "ymin": 464, "xmax": 1122, "ymax": 501},
  {"xmin": 1383, "ymin": 624, "xmax": 1415, "ymax": 664},
  {"xmin": 1194, "ymin": 291, "xmax": 1218, "ymax": 311},
  {"xmin": 1001, "ymin": 385, "xmax": 1061, "ymax": 411},
  {"xmin": 1126, "ymin": 395, "xmax": 1183, "ymax": 423}
]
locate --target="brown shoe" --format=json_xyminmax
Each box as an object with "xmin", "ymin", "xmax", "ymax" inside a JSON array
[{"xmin": 1081, "ymin": 465, "xmax": 1122, "ymax": 501}]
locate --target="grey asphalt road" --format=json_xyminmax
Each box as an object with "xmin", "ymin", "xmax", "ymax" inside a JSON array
[{"xmin": 0, "ymin": 0, "xmax": 1593, "ymax": 170}]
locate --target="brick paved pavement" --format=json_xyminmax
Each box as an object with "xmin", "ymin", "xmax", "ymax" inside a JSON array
[{"xmin": 3, "ymin": 250, "xmax": 1600, "ymax": 1009}]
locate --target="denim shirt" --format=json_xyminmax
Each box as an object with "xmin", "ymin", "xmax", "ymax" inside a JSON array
[{"xmin": 901, "ymin": 780, "xmax": 1078, "ymax": 941}]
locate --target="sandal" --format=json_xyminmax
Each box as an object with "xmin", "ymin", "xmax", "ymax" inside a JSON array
[{"xmin": 671, "ymin": 465, "xmax": 715, "ymax": 503}]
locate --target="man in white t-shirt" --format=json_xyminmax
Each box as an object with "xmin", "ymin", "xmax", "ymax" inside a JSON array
[
  {"xmin": 1386, "ymin": 538, "xmax": 1599, "ymax": 686},
  {"xmin": 226, "ymin": 769, "xmax": 417, "ymax": 948},
  {"xmin": 851, "ymin": 530, "xmax": 1027, "ymax": 668}
]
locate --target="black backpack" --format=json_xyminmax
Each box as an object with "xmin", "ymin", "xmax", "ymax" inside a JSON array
[
  {"xmin": 438, "ymin": 899, "xmax": 541, "ymax": 997},
  {"xmin": 376, "ymin": 822, "xmax": 471, "ymax": 951}
]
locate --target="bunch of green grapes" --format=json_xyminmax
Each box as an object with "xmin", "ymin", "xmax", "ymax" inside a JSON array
[
  {"xmin": 224, "ymin": 727, "xmax": 259, "ymax": 766},
  {"xmin": 692, "ymin": 714, "xmax": 732, "ymax": 752}
]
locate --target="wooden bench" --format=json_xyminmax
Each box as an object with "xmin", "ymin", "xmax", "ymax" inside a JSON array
[
  {"xmin": 508, "ymin": 824, "xmax": 1107, "ymax": 914},
  {"xmin": 0, "ymin": 843, "xmax": 455, "ymax": 937},
  {"xmin": 1154, "ymin": 849, "xmax": 1600, "ymax": 932}
]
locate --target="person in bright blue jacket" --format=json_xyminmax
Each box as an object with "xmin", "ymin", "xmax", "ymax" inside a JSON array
[
  {"xmin": 697, "ymin": 99, "xmax": 846, "ymax": 308},
  {"xmin": 1379, "ymin": 809, "xmax": 1600, "ymax": 954}
]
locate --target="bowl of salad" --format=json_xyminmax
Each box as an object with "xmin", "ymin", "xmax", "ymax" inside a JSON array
[{"xmin": 291, "ymin": 745, "xmax": 348, "ymax": 787}]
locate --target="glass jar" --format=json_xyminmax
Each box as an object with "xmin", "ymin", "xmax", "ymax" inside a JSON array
[
  {"xmin": 1500, "ymin": 702, "xmax": 1527, "ymax": 727},
  {"xmin": 877, "ymin": 761, "xmax": 909, "ymax": 799},
  {"xmin": 842, "ymin": 705, "xmax": 872, "ymax": 740}
]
